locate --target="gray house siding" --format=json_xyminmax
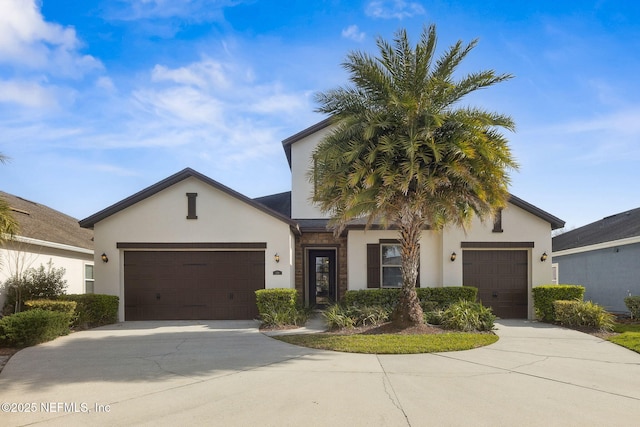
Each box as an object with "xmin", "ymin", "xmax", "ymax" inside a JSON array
[{"xmin": 554, "ymin": 242, "xmax": 640, "ymax": 313}]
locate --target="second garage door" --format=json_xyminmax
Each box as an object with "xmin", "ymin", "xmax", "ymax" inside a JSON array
[
  {"xmin": 463, "ymin": 250, "xmax": 529, "ymax": 319},
  {"xmin": 124, "ymin": 251, "xmax": 265, "ymax": 321}
]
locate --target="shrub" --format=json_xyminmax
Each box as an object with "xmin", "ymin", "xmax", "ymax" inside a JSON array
[
  {"xmin": 440, "ymin": 300, "xmax": 496, "ymax": 332},
  {"xmin": 553, "ymin": 300, "xmax": 615, "ymax": 331},
  {"xmin": 2, "ymin": 261, "xmax": 67, "ymax": 313},
  {"xmin": 342, "ymin": 287, "xmax": 478, "ymax": 311},
  {"xmin": 624, "ymin": 296, "xmax": 640, "ymax": 319},
  {"xmin": 25, "ymin": 299, "xmax": 76, "ymax": 318},
  {"xmin": 255, "ymin": 289, "xmax": 307, "ymax": 327},
  {"xmin": 322, "ymin": 304, "xmax": 391, "ymax": 330},
  {"xmin": 532, "ymin": 285, "xmax": 585, "ymax": 322},
  {"xmin": 59, "ymin": 294, "xmax": 119, "ymax": 328},
  {"xmin": 0, "ymin": 309, "xmax": 71, "ymax": 347},
  {"xmin": 424, "ymin": 309, "xmax": 445, "ymax": 325},
  {"xmin": 323, "ymin": 304, "xmax": 356, "ymax": 330}
]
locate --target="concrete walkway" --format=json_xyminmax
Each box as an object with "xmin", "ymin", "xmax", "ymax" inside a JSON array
[{"xmin": 0, "ymin": 319, "xmax": 639, "ymax": 426}]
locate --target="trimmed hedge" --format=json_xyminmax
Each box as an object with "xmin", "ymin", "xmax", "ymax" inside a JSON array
[
  {"xmin": 25, "ymin": 299, "xmax": 76, "ymax": 317},
  {"xmin": 624, "ymin": 296, "xmax": 640, "ymax": 319},
  {"xmin": 342, "ymin": 287, "xmax": 478, "ymax": 310},
  {"xmin": 0, "ymin": 309, "xmax": 72, "ymax": 347},
  {"xmin": 553, "ymin": 300, "xmax": 614, "ymax": 331},
  {"xmin": 255, "ymin": 288, "xmax": 308, "ymax": 326},
  {"xmin": 532, "ymin": 285, "xmax": 585, "ymax": 322},
  {"xmin": 59, "ymin": 294, "xmax": 119, "ymax": 328}
]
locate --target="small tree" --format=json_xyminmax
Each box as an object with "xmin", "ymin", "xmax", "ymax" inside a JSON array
[
  {"xmin": 312, "ymin": 25, "xmax": 517, "ymax": 327},
  {"xmin": 2, "ymin": 260, "xmax": 67, "ymax": 314}
]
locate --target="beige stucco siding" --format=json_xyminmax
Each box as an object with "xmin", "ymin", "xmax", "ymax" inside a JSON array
[
  {"xmin": 347, "ymin": 229, "xmax": 442, "ymax": 290},
  {"xmin": 92, "ymin": 177, "xmax": 295, "ymax": 321},
  {"xmin": 290, "ymin": 126, "xmax": 333, "ymax": 219}
]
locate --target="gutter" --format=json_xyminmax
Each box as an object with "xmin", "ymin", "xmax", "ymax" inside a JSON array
[{"xmin": 2, "ymin": 234, "xmax": 94, "ymax": 256}]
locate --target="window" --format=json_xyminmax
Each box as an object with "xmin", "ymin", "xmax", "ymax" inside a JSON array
[
  {"xmin": 85, "ymin": 264, "xmax": 94, "ymax": 294},
  {"xmin": 381, "ymin": 244, "xmax": 402, "ymax": 288}
]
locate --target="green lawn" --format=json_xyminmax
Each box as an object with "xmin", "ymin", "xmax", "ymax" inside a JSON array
[
  {"xmin": 609, "ymin": 323, "xmax": 640, "ymax": 353},
  {"xmin": 274, "ymin": 332, "xmax": 498, "ymax": 354}
]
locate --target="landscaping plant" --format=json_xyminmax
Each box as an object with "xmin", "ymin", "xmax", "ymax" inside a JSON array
[
  {"xmin": 440, "ymin": 300, "xmax": 496, "ymax": 332},
  {"xmin": 532, "ymin": 285, "xmax": 585, "ymax": 322},
  {"xmin": 255, "ymin": 288, "xmax": 308, "ymax": 327},
  {"xmin": 552, "ymin": 300, "xmax": 614, "ymax": 331},
  {"xmin": 2, "ymin": 260, "xmax": 67, "ymax": 314},
  {"xmin": 0, "ymin": 309, "xmax": 72, "ymax": 347},
  {"xmin": 624, "ymin": 296, "xmax": 640, "ymax": 319}
]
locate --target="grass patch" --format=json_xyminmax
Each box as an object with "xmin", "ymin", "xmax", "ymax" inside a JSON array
[
  {"xmin": 609, "ymin": 323, "xmax": 640, "ymax": 353},
  {"xmin": 274, "ymin": 333, "xmax": 498, "ymax": 354}
]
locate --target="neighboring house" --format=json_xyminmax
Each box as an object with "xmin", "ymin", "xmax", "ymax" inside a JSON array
[
  {"xmin": 552, "ymin": 207, "xmax": 640, "ymax": 313},
  {"xmin": 0, "ymin": 191, "xmax": 95, "ymax": 311},
  {"xmin": 80, "ymin": 119, "xmax": 564, "ymax": 321}
]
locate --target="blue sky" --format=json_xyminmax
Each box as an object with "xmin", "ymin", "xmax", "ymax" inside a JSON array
[{"xmin": 1, "ymin": 0, "xmax": 639, "ymax": 231}]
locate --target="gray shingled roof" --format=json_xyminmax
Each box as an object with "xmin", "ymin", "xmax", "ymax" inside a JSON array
[
  {"xmin": 553, "ymin": 207, "xmax": 640, "ymax": 252},
  {"xmin": 1, "ymin": 191, "xmax": 94, "ymax": 250},
  {"xmin": 253, "ymin": 191, "xmax": 565, "ymax": 231}
]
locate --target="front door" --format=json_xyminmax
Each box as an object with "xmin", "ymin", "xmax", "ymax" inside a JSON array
[{"xmin": 308, "ymin": 250, "xmax": 337, "ymax": 307}]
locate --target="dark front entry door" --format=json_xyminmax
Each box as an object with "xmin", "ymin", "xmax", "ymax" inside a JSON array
[{"xmin": 308, "ymin": 250, "xmax": 337, "ymax": 307}]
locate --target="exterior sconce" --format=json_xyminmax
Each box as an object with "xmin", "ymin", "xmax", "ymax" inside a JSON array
[
  {"xmin": 540, "ymin": 252, "xmax": 548, "ymax": 262},
  {"xmin": 101, "ymin": 253, "xmax": 109, "ymax": 263},
  {"xmin": 450, "ymin": 252, "xmax": 457, "ymax": 262},
  {"xmin": 274, "ymin": 253, "xmax": 280, "ymax": 263}
]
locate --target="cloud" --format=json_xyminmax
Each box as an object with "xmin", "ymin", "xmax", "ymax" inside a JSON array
[
  {"xmin": 0, "ymin": 80, "xmax": 60, "ymax": 109},
  {"xmin": 342, "ymin": 25, "xmax": 366, "ymax": 42},
  {"xmin": 0, "ymin": 0, "xmax": 102, "ymax": 78},
  {"xmin": 365, "ymin": 0, "xmax": 425, "ymax": 20},
  {"xmin": 107, "ymin": 0, "xmax": 241, "ymax": 22}
]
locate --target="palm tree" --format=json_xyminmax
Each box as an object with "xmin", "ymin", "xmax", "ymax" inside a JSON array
[
  {"xmin": 0, "ymin": 153, "xmax": 19, "ymax": 245},
  {"xmin": 311, "ymin": 25, "xmax": 518, "ymax": 327}
]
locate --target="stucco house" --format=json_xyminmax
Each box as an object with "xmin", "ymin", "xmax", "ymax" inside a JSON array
[
  {"xmin": 0, "ymin": 191, "xmax": 94, "ymax": 312},
  {"xmin": 552, "ymin": 207, "xmax": 640, "ymax": 313},
  {"xmin": 80, "ymin": 119, "xmax": 564, "ymax": 321}
]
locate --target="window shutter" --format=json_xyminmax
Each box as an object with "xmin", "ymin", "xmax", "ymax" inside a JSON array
[{"xmin": 367, "ymin": 244, "xmax": 380, "ymax": 288}]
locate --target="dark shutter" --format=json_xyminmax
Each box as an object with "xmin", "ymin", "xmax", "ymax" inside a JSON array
[{"xmin": 367, "ymin": 244, "xmax": 380, "ymax": 288}]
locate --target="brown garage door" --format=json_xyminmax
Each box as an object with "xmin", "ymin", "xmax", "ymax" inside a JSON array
[
  {"xmin": 463, "ymin": 250, "xmax": 528, "ymax": 319},
  {"xmin": 124, "ymin": 251, "xmax": 265, "ymax": 320}
]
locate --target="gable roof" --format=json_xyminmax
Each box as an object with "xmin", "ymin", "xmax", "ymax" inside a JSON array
[
  {"xmin": 79, "ymin": 168, "xmax": 300, "ymax": 233},
  {"xmin": 553, "ymin": 207, "xmax": 640, "ymax": 252},
  {"xmin": 1, "ymin": 191, "xmax": 94, "ymax": 250}
]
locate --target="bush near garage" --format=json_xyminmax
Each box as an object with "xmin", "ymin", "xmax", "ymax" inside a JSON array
[
  {"xmin": 439, "ymin": 300, "xmax": 497, "ymax": 332},
  {"xmin": 25, "ymin": 299, "xmax": 76, "ymax": 318},
  {"xmin": 532, "ymin": 285, "xmax": 585, "ymax": 322},
  {"xmin": 2, "ymin": 261, "xmax": 67, "ymax": 314},
  {"xmin": 0, "ymin": 309, "xmax": 72, "ymax": 348},
  {"xmin": 553, "ymin": 300, "xmax": 615, "ymax": 331},
  {"xmin": 624, "ymin": 296, "xmax": 640, "ymax": 319},
  {"xmin": 255, "ymin": 288, "xmax": 309, "ymax": 327},
  {"xmin": 59, "ymin": 294, "xmax": 119, "ymax": 328},
  {"xmin": 342, "ymin": 287, "xmax": 478, "ymax": 311}
]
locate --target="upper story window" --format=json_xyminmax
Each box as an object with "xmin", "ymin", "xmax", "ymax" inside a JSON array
[{"xmin": 381, "ymin": 244, "xmax": 402, "ymax": 288}]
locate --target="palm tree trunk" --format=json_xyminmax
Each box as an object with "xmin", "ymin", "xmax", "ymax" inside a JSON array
[{"xmin": 391, "ymin": 208, "xmax": 425, "ymax": 327}]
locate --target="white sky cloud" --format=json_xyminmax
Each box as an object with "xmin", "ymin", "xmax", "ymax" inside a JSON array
[
  {"xmin": 0, "ymin": 0, "xmax": 102, "ymax": 78},
  {"xmin": 365, "ymin": 0, "xmax": 425, "ymax": 20},
  {"xmin": 342, "ymin": 25, "xmax": 366, "ymax": 42},
  {"xmin": 0, "ymin": 79, "xmax": 60, "ymax": 109}
]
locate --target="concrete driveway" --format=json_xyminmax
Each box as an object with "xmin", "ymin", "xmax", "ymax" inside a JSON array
[{"xmin": 1, "ymin": 319, "xmax": 639, "ymax": 426}]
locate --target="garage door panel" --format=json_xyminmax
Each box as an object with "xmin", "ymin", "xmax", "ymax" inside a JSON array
[
  {"xmin": 124, "ymin": 251, "xmax": 265, "ymax": 320},
  {"xmin": 463, "ymin": 250, "xmax": 529, "ymax": 319}
]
